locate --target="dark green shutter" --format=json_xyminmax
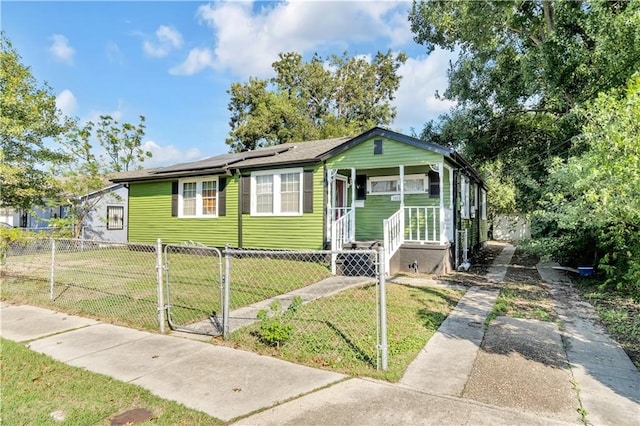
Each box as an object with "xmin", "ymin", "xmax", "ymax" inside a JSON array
[
  {"xmin": 303, "ymin": 169, "xmax": 314, "ymax": 213},
  {"xmin": 171, "ymin": 181, "xmax": 179, "ymax": 217},
  {"xmin": 356, "ymin": 175, "xmax": 367, "ymax": 200},
  {"xmin": 218, "ymin": 177, "xmax": 227, "ymax": 216},
  {"xmin": 241, "ymin": 175, "xmax": 251, "ymax": 214}
]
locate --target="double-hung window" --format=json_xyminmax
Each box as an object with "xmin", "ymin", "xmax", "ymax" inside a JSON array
[
  {"xmin": 178, "ymin": 177, "xmax": 218, "ymax": 218},
  {"xmin": 252, "ymin": 168, "xmax": 302, "ymax": 215}
]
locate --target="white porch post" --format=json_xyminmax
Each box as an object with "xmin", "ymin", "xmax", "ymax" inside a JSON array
[
  {"xmin": 326, "ymin": 168, "xmax": 333, "ymax": 244},
  {"xmin": 399, "ymin": 165, "xmax": 405, "ymax": 209},
  {"xmin": 350, "ymin": 168, "xmax": 356, "ymax": 241},
  {"xmin": 351, "ymin": 168, "xmax": 356, "ymax": 208},
  {"xmin": 439, "ymin": 163, "xmax": 446, "ymax": 245}
]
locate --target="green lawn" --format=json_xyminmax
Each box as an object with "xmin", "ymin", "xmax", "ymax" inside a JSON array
[
  {"xmin": 224, "ymin": 283, "xmax": 463, "ymax": 381},
  {"xmin": 2, "ymin": 246, "xmax": 331, "ymax": 331},
  {"xmin": 0, "ymin": 338, "xmax": 221, "ymax": 425},
  {"xmin": 3, "ymin": 244, "xmax": 461, "ymax": 380}
]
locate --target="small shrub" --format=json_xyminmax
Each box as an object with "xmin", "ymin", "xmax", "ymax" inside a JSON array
[{"xmin": 256, "ymin": 296, "xmax": 303, "ymax": 348}]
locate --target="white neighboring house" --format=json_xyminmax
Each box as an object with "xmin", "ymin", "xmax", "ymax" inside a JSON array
[
  {"xmin": 0, "ymin": 185, "xmax": 127, "ymax": 242},
  {"xmin": 0, "ymin": 169, "xmax": 156, "ymax": 242}
]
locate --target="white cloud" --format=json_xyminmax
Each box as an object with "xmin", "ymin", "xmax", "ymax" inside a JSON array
[
  {"xmin": 186, "ymin": 1, "xmax": 413, "ymax": 78},
  {"xmin": 55, "ymin": 89, "xmax": 78, "ymax": 116},
  {"xmin": 143, "ymin": 25, "xmax": 183, "ymax": 58},
  {"xmin": 392, "ymin": 49, "xmax": 458, "ymax": 132},
  {"xmin": 86, "ymin": 100, "xmax": 125, "ymax": 123},
  {"xmin": 49, "ymin": 34, "xmax": 75, "ymax": 65},
  {"xmin": 169, "ymin": 48, "xmax": 215, "ymax": 76},
  {"xmin": 106, "ymin": 42, "xmax": 124, "ymax": 65},
  {"xmin": 142, "ymin": 140, "xmax": 203, "ymax": 167}
]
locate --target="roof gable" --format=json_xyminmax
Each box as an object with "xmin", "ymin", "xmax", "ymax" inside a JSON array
[{"xmin": 321, "ymin": 127, "xmax": 453, "ymax": 160}]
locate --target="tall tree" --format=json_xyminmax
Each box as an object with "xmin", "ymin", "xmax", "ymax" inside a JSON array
[
  {"xmin": 53, "ymin": 115, "xmax": 150, "ymax": 237},
  {"xmin": 226, "ymin": 50, "xmax": 407, "ymax": 152},
  {"xmin": 96, "ymin": 114, "xmax": 149, "ymax": 172},
  {"xmin": 0, "ymin": 33, "xmax": 72, "ymax": 209},
  {"xmin": 410, "ymin": 0, "xmax": 640, "ymax": 209},
  {"xmin": 536, "ymin": 75, "xmax": 640, "ymax": 296}
]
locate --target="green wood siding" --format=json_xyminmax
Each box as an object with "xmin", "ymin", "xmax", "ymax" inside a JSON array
[
  {"xmin": 326, "ymin": 137, "xmax": 443, "ymax": 169},
  {"xmin": 241, "ymin": 166, "xmax": 325, "ymax": 250},
  {"xmin": 128, "ymin": 178, "xmax": 239, "ymax": 246}
]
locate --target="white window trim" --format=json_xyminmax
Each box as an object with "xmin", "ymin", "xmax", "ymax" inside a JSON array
[
  {"xmin": 251, "ymin": 168, "xmax": 303, "ymax": 216},
  {"xmin": 367, "ymin": 174, "xmax": 427, "ymax": 195},
  {"xmin": 470, "ymin": 182, "xmax": 477, "ymax": 218},
  {"xmin": 178, "ymin": 176, "xmax": 219, "ymax": 218},
  {"xmin": 461, "ymin": 177, "xmax": 470, "ymax": 220},
  {"xmin": 481, "ymin": 189, "xmax": 487, "ymax": 220}
]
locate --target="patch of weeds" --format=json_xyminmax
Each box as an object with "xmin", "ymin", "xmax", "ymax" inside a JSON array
[
  {"xmin": 577, "ymin": 280, "xmax": 640, "ymax": 368},
  {"xmin": 256, "ymin": 296, "xmax": 303, "ymax": 348},
  {"xmin": 577, "ymin": 407, "xmax": 588, "ymax": 423}
]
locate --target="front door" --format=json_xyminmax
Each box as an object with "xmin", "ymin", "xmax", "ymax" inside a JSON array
[{"xmin": 335, "ymin": 178, "xmax": 347, "ymax": 219}]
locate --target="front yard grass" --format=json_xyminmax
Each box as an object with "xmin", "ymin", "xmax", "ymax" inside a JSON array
[
  {"xmin": 0, "ymin": 338, "xmax": 221, "ymax": 425},
  {"xmin": 2, "ymin": 246, "xmax": 331, "ymax": 331},
  {"xmin": 223, "ymin": 282, "xmax": 463, "ymax": 382}
]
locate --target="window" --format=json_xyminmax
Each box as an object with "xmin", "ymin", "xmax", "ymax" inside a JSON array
[
  {"xmin": 106, "ymin": 205, "xmax": 124, "ymax": 230},
  {"xmin": 373, "ymin": 139, "xmax": 383, "ymax": 155},
  {"xmin": 461, "ymin": 177, "xmax": 470, "ymax": 219},
  {"xmin": 251, "ymin": 168, "xmax": 303, "ymax": 215},
  {"xmin": 178, "ymin": 177, "xmax": 218, "ymax": 218},
  {"xmin": 367, "ymin": 174, "xmax": 427, "ymax": 195},
  {"xmin": 428, "ymin": 171, "xmax": 440, "ymax": 198},
  {"xmin": 481, "ymin": 189, "xmax": 487, "ymax": 220},
  {"xmin": 470, "ymin": 183, "xmax": 477, "ymax": 218}
]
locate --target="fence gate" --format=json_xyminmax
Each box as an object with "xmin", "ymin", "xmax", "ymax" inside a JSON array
[{"xmin": 164, "ymin": 244, "xmax": 223, "ymax": 336}]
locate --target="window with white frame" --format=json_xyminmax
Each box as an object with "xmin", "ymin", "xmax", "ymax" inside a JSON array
[
  {"xmin": 106, "ymin": 205, "xmax": 124, "ymax": 230},
  {"xmin": 461, "ymin": 177, "xmax": 470, "ymax": 219},
  {"xmin": 367, "ymin": 174, "xmax": 426, "ymax": 195},
  {"xmin": 470, "ymin": 182, "xmax": 477, "ymax": 218},
  {"xmin": 251, "ymin": 168, "xmax": 302, "ymax": 215},
  {"xmin": 481, "ymin": 189, "xmax": 487, "ymax": 220},
  {"xmin": 178, "ymin": 177, "xmax": 218, "ymax": 218}
]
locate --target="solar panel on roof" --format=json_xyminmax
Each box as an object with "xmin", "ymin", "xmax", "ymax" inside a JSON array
[{"xmin": 153, "ymin": 145, "xmax": 292, "ymax": 174}]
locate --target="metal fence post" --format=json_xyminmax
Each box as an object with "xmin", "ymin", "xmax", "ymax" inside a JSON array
[
  {"xmin": 50, "ymin": 238, "xmax": 55, "ymax": 300},
  {"xmin": 156, "ymin": 238, "xmax": 165, "ymax": 333},
  {"xmin": 223, "ymin": 243, "xmax": 231, "ymax": 339},
  {"xmin": 378, "ymin": 246, "xmax": 388, "ymax": 371}
]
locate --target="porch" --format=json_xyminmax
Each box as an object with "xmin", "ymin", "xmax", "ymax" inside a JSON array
[{"xmin": 326, "ymin": 164, "xmax": 455, "ymax": 276}]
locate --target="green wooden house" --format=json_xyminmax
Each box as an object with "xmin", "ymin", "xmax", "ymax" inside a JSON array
[{"xmin": 112, "ymin": 127, "xmax": 488, "ymax": 275}]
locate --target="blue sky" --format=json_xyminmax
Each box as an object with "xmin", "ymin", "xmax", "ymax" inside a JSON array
[{"xmin": 3, "ymin": 1, "xmax": 457, "ymax": 167}]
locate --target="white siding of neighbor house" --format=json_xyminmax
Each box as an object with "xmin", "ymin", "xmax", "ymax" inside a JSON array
[{"xmin": 493, "ymin": 214, "xmax": 531, "ymax": 241}]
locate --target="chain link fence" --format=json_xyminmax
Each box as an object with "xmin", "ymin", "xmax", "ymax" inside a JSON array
[
  {"xmin": 3, "ymin": 237, "xmax": 400, "ymax": 374},
  {"xmin": 2, "ymin": 237, "xmax": 160, "ymax": 330},
  {"xmin": 221, "ymin": 248, "xmax": 384, "ymax": 373}
]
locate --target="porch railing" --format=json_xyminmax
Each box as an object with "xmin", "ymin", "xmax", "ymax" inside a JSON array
[
  {"xmin": 404, "ymin": 206, "xmax": 440, "ymax": 243},
  {"xmin": 383, "ymin": 206, "xmax": 446, "ymax": 274},
  {"xmin": 383, "ymin": 209, "xmax": 404, "ymax": 274},
  {"xmin": 330, "ymin": 208, "xmax": 355, "ymax": 274}
]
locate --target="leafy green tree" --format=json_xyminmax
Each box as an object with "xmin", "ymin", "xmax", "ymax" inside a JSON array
[
  {"xmin": 535, "ymin": 75, "xmax": 640, "ymax": 297},
  {"xmin": 409, "ymin": 0, "xmax": 640, "ymax": 209},
  {"xmin": 96, "ymin": 115, "xmax": 150, "ymax": 172},
  {"xmin": 52, "ymin": 115, "xmax": 149, "ymax": 238},
  {"xmin": 226, "ymin": 50, "xmax": 407, "ymax": 152},
  {"xmin": 0, "ymin": 33, "xmax": 72, "ymax": 210}
]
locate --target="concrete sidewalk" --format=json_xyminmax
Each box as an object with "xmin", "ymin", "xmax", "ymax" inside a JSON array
[{"xmin": 538, "ymin": 263, "xmax": 640, "ymax": 425}]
